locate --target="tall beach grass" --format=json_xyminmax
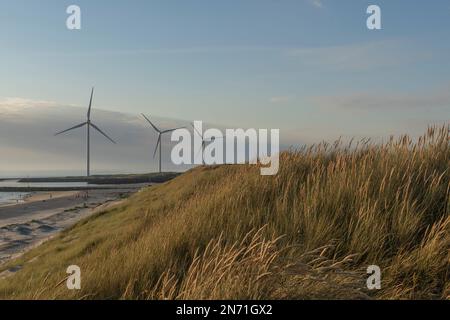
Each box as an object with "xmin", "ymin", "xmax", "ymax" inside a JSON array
[{"xmin": 0, "ymin": 126, "xmax": 448, "ymax": 299}]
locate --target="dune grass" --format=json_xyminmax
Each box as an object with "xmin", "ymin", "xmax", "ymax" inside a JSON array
[{"xmin": 0, "ymin": 127, "xmax": 448, "ymax": 300}]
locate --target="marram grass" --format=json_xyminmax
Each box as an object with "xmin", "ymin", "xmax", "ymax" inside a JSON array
[{"xmin": 0, "ymin": 126, "xmax": 449, "ymax": 300}]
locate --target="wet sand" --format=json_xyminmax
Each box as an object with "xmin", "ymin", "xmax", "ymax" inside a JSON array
[
  {"xmin": 0, "ymin": 186, "xmax": 145, "ymax": 267},
  {"xmin": 0, "ymin": 191, "xmax": 79, "ymax": 210}
]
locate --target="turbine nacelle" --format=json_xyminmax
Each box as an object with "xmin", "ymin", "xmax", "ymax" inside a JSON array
[
  {"xmin": 54, "ymin": 121, "xmax": 116, "ymax": 144},
  {"xmin": 54, "ymin": 88, "xmax": 116, "ymax": 177},
  {"xmin": 142, "ymin": 114, "xmax": 184, "ymax": 173},
  {"xmin": 191, "ymin": 122, "xmax": 224, "ymax": 158}
]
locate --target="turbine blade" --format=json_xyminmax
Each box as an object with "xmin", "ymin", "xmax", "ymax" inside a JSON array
[
  {"xmin": 162, "ymin": 127, "xmax": 185, "ymax": 134},
  {"xmin": 142, "ymin": 114, "xmax": 161, "ymax": 133},
  {"xmin": 153, "ymin": 135, "xmax": 161, "ymax": 158},
  {"xmin": 87, "ymin": 87, "xmax": 94, "ymax": 120},
  {"xmin": 90, "ymin": 122, "xmax": 116, "ymax": 144},
  {"xmin": 191, "ymin": 123, "xmax": 203, "ymax": 138},
  {"xmin": 54, "ymin": 122, "xmax": 87, "ymax": 136},
  {"xmin": 196, "ymin": 141, "xmax": 205, "ymax": 157}
]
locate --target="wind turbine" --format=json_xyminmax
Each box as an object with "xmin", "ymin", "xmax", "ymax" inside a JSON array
[
  {"xmin": 142, "ymin": 114, "xmax": 184, "ymax": 173},
  {"xmin": 192, "ymin": 123, "xmax": 223, "ymax": 165},
  {"xmin": 55, "ymin": 88, "xmax": 116, "ymax": 178}
]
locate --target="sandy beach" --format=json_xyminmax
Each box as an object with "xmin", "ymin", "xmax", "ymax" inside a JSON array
[{"xmin": 0, "ymin": 186, "xmax": 144, "ymax": 267}]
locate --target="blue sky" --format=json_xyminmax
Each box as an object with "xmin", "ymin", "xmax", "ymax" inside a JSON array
[{"xmin": 0, "ymin": 0, "xmax": 449, "ymax": 152}]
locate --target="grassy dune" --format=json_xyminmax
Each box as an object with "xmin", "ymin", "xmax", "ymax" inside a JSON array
[{"xmin": 0, "ymin": 127, "xmax": 449, "ymax": 300}]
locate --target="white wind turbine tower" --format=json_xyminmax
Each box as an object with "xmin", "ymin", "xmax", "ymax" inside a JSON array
[
  {"xmin": 142, "ymin": 114, "xmax": 184, "ymax": 173},
  {"xmin": 192, "ymin": 123, "xmax": 223, "ymax": 165},
  {"xmin": 55, "ymin": 88, "xmax": 116, "ymax": 178}
]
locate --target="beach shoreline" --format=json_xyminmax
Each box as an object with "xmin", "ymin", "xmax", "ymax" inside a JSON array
[
  {"xmin": 0, "ymin": 191, "xmax": 79, "ymax": 209},
  {"xmin": 0, "ymin": 186, "xmax": 144, "ymax": 271}
]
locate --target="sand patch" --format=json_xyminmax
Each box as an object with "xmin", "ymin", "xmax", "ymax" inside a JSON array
[{"xmin": 0, "ymin": 187, "xmax": 143, "ymax": 270}]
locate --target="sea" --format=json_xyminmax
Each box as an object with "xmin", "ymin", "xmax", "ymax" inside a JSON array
[
  {"xmin": 0, "ymin": 180, "xmax": 91, "ymax": 206},
  {"xmin": 0, "ymin": 192, "xmax": 29, "ymax": 206}
]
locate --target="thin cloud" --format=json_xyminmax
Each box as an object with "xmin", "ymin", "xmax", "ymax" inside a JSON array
[
  {"xmin": 0, "ymin": 97, "xmax": 60, "ymax": 113},
  {"xmin": 31, "ymin": 40, "xmax": 431, "ymax": 75},
  {"xmin": 33, "ymin": 46, "xmax": 279, "ymax": 58},
  {"xmin": 286, "ymin": 40, "xmax": 432, "ymax": 71},
  {"xmin": 309, "ymin": 86, "xmax": 450, "ymax": 110},
  {"xmin": 0, "ymin": 104, "xmax": 192, "ymax": 174},
  {"xmin": 270, "ymin": 96, "xmax": 293, "ymax": 104},
  {"xmin": 308, "ymin": 0, "xmax": 324, "ymax": 8},
  {"xmin": 0, "ymin": 103, "xmax": 296, "ymax": 175}
]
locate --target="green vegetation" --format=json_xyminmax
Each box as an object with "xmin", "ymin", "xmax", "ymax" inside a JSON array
[{"xmin": 0, "ymin": 127, "xmax": 448, "ymax": 300}]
